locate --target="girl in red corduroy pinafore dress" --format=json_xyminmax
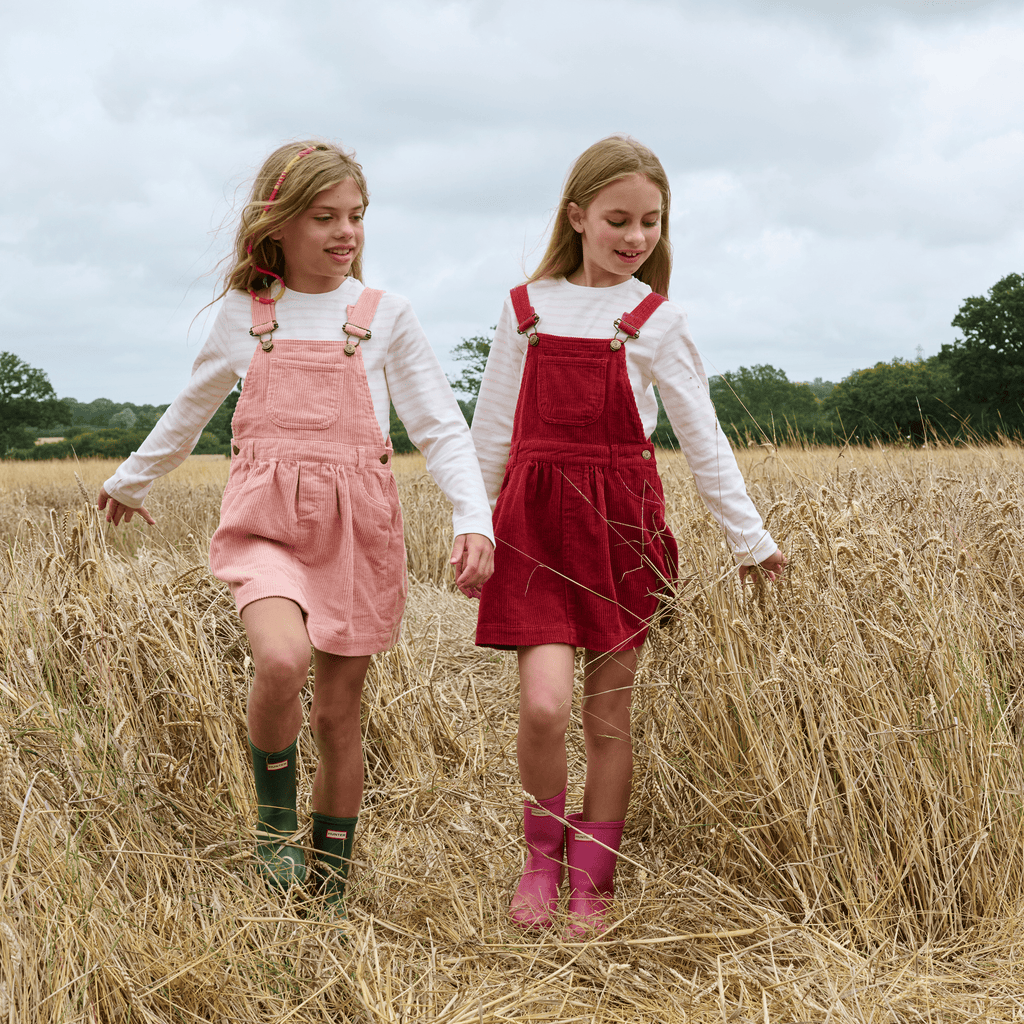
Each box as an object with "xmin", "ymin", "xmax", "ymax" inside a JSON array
[
  {"xmin": 472, "ymin": 136, "xmax": 786, "ymax": 936},
  {"xmin": 99, "ymin": 141, "xmax": 494, "ymax": 919}
]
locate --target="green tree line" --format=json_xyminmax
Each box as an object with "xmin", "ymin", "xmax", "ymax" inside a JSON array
[
  {"xmin": 3, "ymin": 272, "xmax": 1021, "ymax": 459},
  {"xmin": 0, "ymin": 373, "xmax": 240, "ymax": 460},
  {"xmin": 447, "ymin": 271, "xmax": 1024, "ymax": 447}
]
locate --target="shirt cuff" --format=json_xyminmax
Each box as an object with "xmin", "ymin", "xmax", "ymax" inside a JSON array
[
  {"xmin": 732, "ymin": 533, "xmax": 779, "ymax": 566},
  {"xmin": 451, "ymin": 513, "xmax": 495, "ymax": 546}
]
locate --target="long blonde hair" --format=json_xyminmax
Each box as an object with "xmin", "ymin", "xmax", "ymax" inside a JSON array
[
  {"xmin": 530, "ymin": 136, "xmax": 672, "ymax": 297},
  {"xmin": 221, "ymin": 140, "xmax": 369, "ymax": 296}
]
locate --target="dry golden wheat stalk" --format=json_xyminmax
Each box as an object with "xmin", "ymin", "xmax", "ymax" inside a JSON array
[{"xmin": 0, "ymin": 446, "xmax": 1022, "ymax": 1021}]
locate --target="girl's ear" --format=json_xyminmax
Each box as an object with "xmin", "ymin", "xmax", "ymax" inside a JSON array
[{"xmin": 566, "ymin": 202, "xmax": 585, "ymax": 234}]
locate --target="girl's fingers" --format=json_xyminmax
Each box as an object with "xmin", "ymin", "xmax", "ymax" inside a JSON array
[
  {"xmin": 449, "ymin": 535, "xmax": 466, "ymax": 566},
  {"xmin": 740, "ymin": 549, "xmax": 786, "ymax": 583},
  {"xmin": 451, "ymin": 535, "xmax": 495, "ymax": 592},
  {"xmin": 100, "ymin": 497, "xmax": 155, "ymax": 527}
]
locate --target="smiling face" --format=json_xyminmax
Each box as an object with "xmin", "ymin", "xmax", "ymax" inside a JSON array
[
  {"xmin": 271, "ymin": 177, "xmax": 365, "ymax": 293},
  {"xmin": 566, "ymin": 174, "xmax": 664, "ymax": 288}
]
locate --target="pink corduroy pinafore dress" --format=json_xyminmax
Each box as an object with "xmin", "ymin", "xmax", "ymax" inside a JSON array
[
  {"xmin": 475, "ymin": 284, "xmax": 679, "ymax": 654},
  {"xmin": 208, "ymin": 288, "xmax": 407, "ymax": 657}
]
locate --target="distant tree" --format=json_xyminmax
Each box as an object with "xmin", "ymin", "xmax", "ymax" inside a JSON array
[
  {"xmin": 449, "ymin": 332, "xmax": 493, "ymax": 401},
  {"xmin": 389, "ymin": 403, "xmax": 416, "ymax": 454},
  {"xmin": 649, "ymin": 387, "xmax": 679, "ymax": 449},
  {"xmin": 117, "ymin": 402, "xmax": 168, "ymax": 430},
  {"xmin": 456, "ymin": 399, "xmax": 475, "ymax": 426},
  {"xmin": 192, "ymin": 430, "xmax": 228, "ymax": 455},
  {"xmin": 445, "ymin": 330, "xmax": 496, "ymax": 427},
  {"xmin": 806, "ymin": 377, "xmax": 836, "ymax": 400},
  {"xmin": 109, "ymin": 407, "xmax": 137, "ymax": 430},
  {"xmin": 65, "ymin": 397, "xmax": 116, "ymax": 426},
  {"xmin": 709, "ymin": 364, "xmax": 824, "ymax": 444},
  {"xmin": 825, "ymin": 357, "xmax": 958, "ymax": 443},
  {"xmin": 0, "ymin": 352, "xmax": 70, "ymax": 455},
  {"xmin": 206, "ymin": 383, "xmax": 241, "ymax": 447},
  {"xmin": 937, "ymin": 272, "xmax": 1024, "ymax": 435},
  {"xmin": 4, "ymin": 425, "xmax": 39, "ymax": 452}
]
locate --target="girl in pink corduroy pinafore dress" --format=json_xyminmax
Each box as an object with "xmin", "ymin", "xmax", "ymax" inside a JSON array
[
  {"xmin": 100, "ymin": 141, "xmax": 494, "ymax": 919},
  {"xmin": 472, "ymin": 136, "xmax": 786, "ymax": 937}
]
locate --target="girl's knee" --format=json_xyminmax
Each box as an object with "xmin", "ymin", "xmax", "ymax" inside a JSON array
[
  {"xmin": 520, "ymin": 693, "xmax": 572, "ymax": 738},
  {"xmin": 253, "ymin": 644, "xmax": 310, "ymax": 694},
  {"xmin": 308, "ymin": 703, "xmax": 360, "ymax": 749}
]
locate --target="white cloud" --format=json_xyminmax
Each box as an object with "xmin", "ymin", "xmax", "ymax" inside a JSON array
[{"xmin": 0, "ymin": 0, "xmax": 1021, "ymax": 403}]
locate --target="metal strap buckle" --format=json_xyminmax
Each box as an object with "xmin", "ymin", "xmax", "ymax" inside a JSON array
[
  {"xmin": 343, "ymin": 323, "xmax": 372, "ymax": 341},
  {"xmin": 249, "ymin": 320, "xmax": 279, "ymax": 338},
  {"xmin": 613, "ymin": 317, "xmax": 640, "ymax": 340},
  {"xmin": 516, "ymin": 313, "xmax": 540, "ymax": 335}
]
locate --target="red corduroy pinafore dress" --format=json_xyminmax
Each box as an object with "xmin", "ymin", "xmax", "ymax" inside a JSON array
[
  {"xmin": 475, "ymin": 285, "xmax": 679, "ymax": 653},
  {"xmin": 209, "ymin": 288, "xmax": 407, "ymax": 657}
]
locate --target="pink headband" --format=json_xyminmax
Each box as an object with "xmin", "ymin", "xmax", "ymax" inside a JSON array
[{"xmin": 247, "ymin": 146, "xmax": 317, "ymax": 303}]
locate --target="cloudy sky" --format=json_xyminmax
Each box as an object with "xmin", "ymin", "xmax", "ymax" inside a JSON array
[{"xmin": 2, "ymin": 0, "xmax": 1022, "ymax": 405}]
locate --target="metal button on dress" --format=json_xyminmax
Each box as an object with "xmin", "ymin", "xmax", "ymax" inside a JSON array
[
  {"xmin": 641, "ymin": 450, "xmax": 652, "ymax": 460},
  {"xmin": 380, "ymin": 453, "xmax": 389, "ymax": 464},
  {"xmin": 609, "ymin": 339, "xmax": 622, "ymax": 351},
  {"xmin": 232, "ymin": 444, "xmax": 240, "ymax": 455}
]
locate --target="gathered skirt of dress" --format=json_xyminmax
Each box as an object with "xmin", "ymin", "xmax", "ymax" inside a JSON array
[
  {"xmin": 476, "ymin": 440, "xmax": 677, "ymax": 653},
  {"xmin": 210, "ymin": 436, "xmax": 407, "ymax": 656}
]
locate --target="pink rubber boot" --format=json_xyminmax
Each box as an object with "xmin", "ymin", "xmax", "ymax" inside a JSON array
[
  {"xmin": 509, "ymin": 787, "xmax": 567, "ymax": 930},
  {"xmin": 565, "ymin": 813, "xmax": 625, "ymax": 937}
]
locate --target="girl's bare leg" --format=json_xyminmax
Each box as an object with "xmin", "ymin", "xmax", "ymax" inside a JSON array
[
  {"xmin": 242, "ymin": 597, "xmax": 311, "ymax": 752},
  {"xmin": 516, "ymin": 644, "xmax": 576, "ymax": 801},
  {"xmin": 308, "ymin": 650, "xmax": 372, "ymax": 817},
  {"xmin": 241, "ymin": 596, "xmax": 369, "ymax": 817},
  {"xmin": 580, "ymin": 647, "xmax": 638, "ymax": 822},
  {"xmin": 240, "ymin": 597, "xmax": 313, "ymax": 886}
]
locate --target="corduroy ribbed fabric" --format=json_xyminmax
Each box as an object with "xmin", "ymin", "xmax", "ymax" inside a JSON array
[
  {"xmin": 209, "ymin": 292, "xmax": 407, "ymax": 656},
  {"xmin": 101, "ymin": 281, "xmax": 494, "ymax": 544},
  {"xmin": 475, "ymin": 286, "xmax": 678, "ymax": 653},
  {"xmin": 470, "ymin": 277, "xmax": 777, "ymax": 566}
]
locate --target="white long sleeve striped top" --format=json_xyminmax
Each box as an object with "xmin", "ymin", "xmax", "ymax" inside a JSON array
[
  {"xmin": 103, "ymin": 278, "xmax": 494, "ymax": 543},
  {"xmin": 470, "ymin": 276, "xmax": 777, "ymax": 565}
]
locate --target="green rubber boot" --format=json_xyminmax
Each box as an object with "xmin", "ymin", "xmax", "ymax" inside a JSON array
[
  {"xmin": 311, "ymin": 812, "xmax": 358, "ymax": 916},
  {"xmin": 249, "ymin": 739, "xmax": 306, "ymax": 889}
]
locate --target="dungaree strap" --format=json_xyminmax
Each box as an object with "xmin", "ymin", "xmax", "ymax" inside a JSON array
[
  {"xmin": 344, "ymin": 288, "xmax": 385, "ymax": 340},
  {"xmin": 250, "ymin": 294, "xmax": 278, "ymax": 338},
  {"xmin": 510, "ymin": 285, "xmax": 540, "ymax": 336},
  {"xmin": 615, "ymin": 293, "xmax": 667, "ymax": 338}
]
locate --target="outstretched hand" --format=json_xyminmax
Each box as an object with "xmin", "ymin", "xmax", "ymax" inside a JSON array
[
  {"xmin": 739, "ymin": 547, "xmax": 786, "ymax": 584},
  {"xmin": 450, "ymin": 533, "xmax": 495, "ymax": 599},
  {"xmin": 97, "ymin": 487, "xmax": 156, "ymax": 527}
]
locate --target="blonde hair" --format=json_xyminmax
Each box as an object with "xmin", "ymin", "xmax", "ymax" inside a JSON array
[
  {"xmin": 529, "ymin": 135, "xmax": 672, "ymax": 297},
  {"xmin": 222, "ymin": 140, "xmax": 369, "ymax": 296}
]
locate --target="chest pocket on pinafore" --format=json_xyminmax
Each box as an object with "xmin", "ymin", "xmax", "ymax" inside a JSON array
[
  {"xmin": 268, "ymin": 356, "xmax": 345, "ymax": 431},
  {"xmin": 537, "ymin": 355, "xmax": 608, "ymax": 426}
]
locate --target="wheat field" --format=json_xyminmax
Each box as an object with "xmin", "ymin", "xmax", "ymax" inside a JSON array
[{"xmin": 1, "ymin": 443, "xmax": 1023, "ymax": 1022}]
